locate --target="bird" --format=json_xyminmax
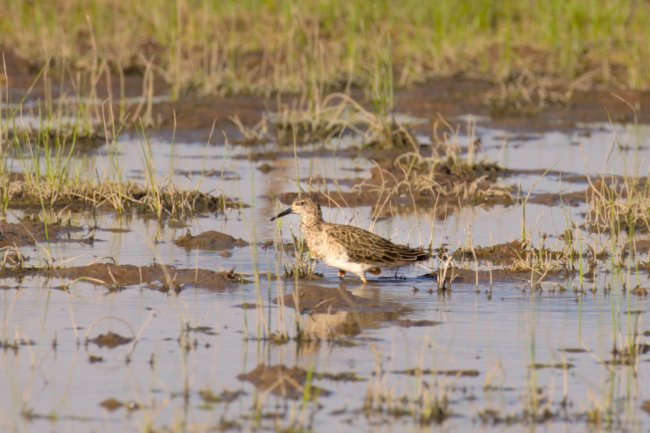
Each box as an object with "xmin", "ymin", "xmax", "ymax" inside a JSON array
[{"xmin": 271, "ymin": 196, "xmax": 430, "ymax": 283}]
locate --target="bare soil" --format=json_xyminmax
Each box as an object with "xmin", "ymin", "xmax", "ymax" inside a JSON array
[
  {"xmin": 174, "ymin": 230, "xmax": 248, "ymax": 251},
  {"xmin": 1, "ymin": 179, "xmax": 243, "ymax": 217},
  {"xmin": 529, "ymin": 363, "xmax": 574, "ymax": 370},
  {"xmin": 394, "ymin": 319, "xmax": 441, "ymax": 328},
  {"xmin": 453, "ymin": 240, "xmax": 571, "ymax": 268},
  {"xmin": 5, "ymin": 43, "xmax": 650, "ymax": 143},
  {"xmin": 278, "ymin": 156, "xmax": 513, "ymax": 218},
  {"xmin": 0, "ymin": 219, "xmax": 84, "ymax": 247},
  {"xmin": 87, "ymin": 332, "xmax": 133, "ymax": 349},
  {"xmin": 395, "ymin": 368, "xmax": 480, "ymax": 377},
  {"xmin": 3, "ymin": 263, "xmax": 242, "ymax": 292}
]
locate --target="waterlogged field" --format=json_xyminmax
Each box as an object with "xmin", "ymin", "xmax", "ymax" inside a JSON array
[
  {"xmin": 1, "ymin": 88, "xmax": 649, "ymax": 433},
  {"xmin": 1, "ymin": 10, "xmax": 650, "ymax": 428}
]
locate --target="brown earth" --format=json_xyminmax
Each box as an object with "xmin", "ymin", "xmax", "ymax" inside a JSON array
[
  {"xmin": 198, "ymin": 389, "xmax": 246, "ymax": 404},
  {"xmin": 278, "ymin": 167, "xmax": 512, "ymax": 218},
  {"xmin": 453, "ymin": 240, "xmax": 572, "ymax": 268},
  {"xmin": 152, "ymin": 82, "xmax": 650, "ymax": 140},
  {"xmin": 99, "ymin": 398, "xmax": 140, "ymax": 412},
  {"xmin": 4, "ymin": 44, "xmax": 650, "ymax": 143},
  {"xmin": 394, "ymin": 319, "xmax": 441, "ymax": 328},
  {"xmin": 420, "ymin": 267, "xmax": 570, "ymax": 286},
  {"xmin": 2, "ymin": 263, "xmax": 242, "ymax": 292},
  {"xmin": 395, "ymin": 368, "xmax": 480, "ymax": 377},
  {"xmin": 87, "ymin": 332, "xmax": 133, "ymax": 349},
  {"xmin": 642, "ymin": 401, "xmax": 650, "ymax": 415},
  {"xmin": 0, "ymin": 219, "xmax": 85, "ymax": 248},
  {"xmin": 529, "ymin": 363, "xmax": 574, "ymax": 370},
  {"xmin": 1, "ymin": 179, "xmax": 243, "ymax": 217},
  {"xmin": 174, "ymin": 230, "xmax": 248, "ymax": 251}
]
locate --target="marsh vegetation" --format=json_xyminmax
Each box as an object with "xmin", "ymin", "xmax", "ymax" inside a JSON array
[{"xmin": 1, "ymin": 1, "xmax": 650, "ymax": 432}]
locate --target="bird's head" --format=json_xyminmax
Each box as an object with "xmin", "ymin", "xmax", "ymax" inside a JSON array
[{"xmin": 271, "ymin": 196, "xmax": 322, "ymax": 226}]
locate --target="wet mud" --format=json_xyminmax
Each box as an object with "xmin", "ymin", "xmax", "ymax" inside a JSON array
[
  {"xmin": 99, "ymin": 398, "xmax": 140, "ymax": 412},
  {"xmin": 2, "ymin": 54, "xmax": 650, "ymax": 433},
  {"xmin": 87, "ymin": 332, "xmax": 133, "ymax": 349},
  {"xmin": 394, "ymin": 319, "xmax": 441, "ymax": 328},
  {"xmin": 4, "ymin": 263, "xmax": 242, "ymax": 291},
  {"xmin": 174, "ymin": 230, "xmax": 249, "ymax": 251},
  {"xmin": 0, "ymin": 219, "xmax": 84, "ymax": 248},
  {"xmin": 395, "ymin": 368, "xmax": 481, "ymax": 377},
  {"xmin": 453, "ymin": 240, "xmax": 573, "ymax": 270},
  {"xmin": 278, "ymin": 157, "xmax": 514, "ymax": 216},
  {"xmin": 198, "ymin": 389, "xmax": 245, "ymax": 405},
  {"xmin": 1, "ymin": 178, "xmax": 244, "ymax": 218}
]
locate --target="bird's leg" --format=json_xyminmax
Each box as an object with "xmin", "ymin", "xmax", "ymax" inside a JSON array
[
  {"xmin": 358, "ymin": 272, "xmax": 368, "ymax": 284},
  {"xmin": 338, "ymin": 270, "xmax": 346, "ymax": 279}
]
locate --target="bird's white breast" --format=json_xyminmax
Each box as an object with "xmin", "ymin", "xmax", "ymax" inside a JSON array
[
  {"xmin": 322, "ymin": 253, "xmax": 371, "ymax": 275},
  {"xmin": 303, "ymin": 225, "xmax": 371, "ymax": 275}
]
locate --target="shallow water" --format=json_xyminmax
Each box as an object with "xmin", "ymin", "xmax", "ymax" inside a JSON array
[{"xmin": 1, "ymin": 110, "xmax": 649, "ymax": 433}]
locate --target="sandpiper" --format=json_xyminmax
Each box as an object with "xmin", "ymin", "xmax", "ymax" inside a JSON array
[{"xmin": 271, "ymin": 196, "xmax": 430, "ymax": 283}]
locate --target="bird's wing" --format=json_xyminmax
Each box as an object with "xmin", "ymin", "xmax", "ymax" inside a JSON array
[{"xmin": 325, "ymin": 224, "xmax": 430, "ymax": 266}]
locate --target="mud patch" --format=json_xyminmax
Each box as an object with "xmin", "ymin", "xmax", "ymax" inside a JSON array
[
  {"xmin": 420, "ymin": 267, "xmax": 559, "ymax": 286},
  {"xmin": 528, "ymin": 191, "xmax": 587, "ymax": 207},
  {"xmin": 174, "ymin": 230, "xmax": 248, "ymax": 251},
  {"xmin": 394, "ymin": 319, "xmax": 441, "ymax": 328},
  {"xmin": 237, "ymin": 364, "xmax": 331, "ymax": 399},
  {"xmin": 87, "ymin": 331, "xmax": 133, "ymax": 349},
  {"xmin": 642, "ymin": 401, "xmax": 650, "ymax": 415},
  {"xmin": 278, "ymin": 153, "xmax": 513, "ymax": 217},
  {"xmin": 99, "ymin": 398, "xmax": 140, "ymax": 412},
  {"xmin": 395, "ymin": 368, "xmax": 480, "ymax": 377},
  {"xmin": 7, "ymin": 263, "xmax": 242, "ymax": 291},
  {"xmin": 0, "ymin": 337, "xmax": 36, "ymax": 352},
  {"xmin": 199, "ymin": 389, "xmax": 246, "ymax": 404},
  {"xmin": 175, "ymin": 169, "xmax": 241, "ymax": 180},
  {"xmin": 1, "ymin": 179, "xmax": 244, "ymax": 219},
  {"xmin": 453, "ymin": 240, "xmax": 573, "ymax": 270},
  {"xmin": 558, "ymin": 348, "xmax": 588, "ymax": 354},
  {"xmin": 235, "ymin": 303, "xmax": 259, "ymax": 310},
  {"xmin": 605, "ymin": 343, "xmax": 650, "ymax": 366},
  {"xmin": 529, "ymin": 363, "xmax": 574, "ymax": 370},
  {"xmin": 0, "ymin": 219, "xmax": 83, "ymax": 248}
]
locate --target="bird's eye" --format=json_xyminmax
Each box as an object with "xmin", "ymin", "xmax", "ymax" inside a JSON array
[{"xmin": 296, "ymin": 200, "xmax": 304, "ymax": 205}]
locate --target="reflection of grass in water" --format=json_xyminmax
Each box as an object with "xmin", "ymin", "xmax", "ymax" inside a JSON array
[{"xmin": 363, "ymin": 343, "xmax": 453, "ymax": 424}]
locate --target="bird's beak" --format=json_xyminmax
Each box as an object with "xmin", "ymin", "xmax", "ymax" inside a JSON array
[{"xmin": 270, "ymin": 207, "xmax": 292, "ymax": 221}]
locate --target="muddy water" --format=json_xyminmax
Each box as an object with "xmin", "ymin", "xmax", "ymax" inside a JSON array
[{"xmin": 1, "ymin": 115, "xmax": 650, "ymax": 433}]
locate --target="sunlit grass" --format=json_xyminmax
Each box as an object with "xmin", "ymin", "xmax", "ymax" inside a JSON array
[{"xmin": 2, "ymin": 0, "xmax": 649, "ymax": 99}]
